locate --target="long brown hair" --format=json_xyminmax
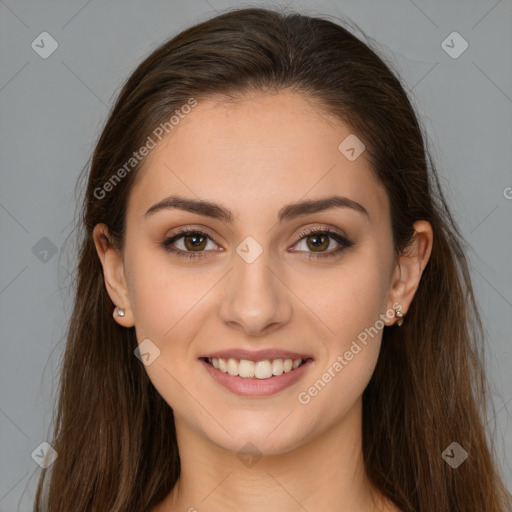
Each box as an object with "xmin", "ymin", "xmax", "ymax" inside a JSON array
[{"xmin": 34, "ymin": 7, "xmax": 511, "ymax": 511}]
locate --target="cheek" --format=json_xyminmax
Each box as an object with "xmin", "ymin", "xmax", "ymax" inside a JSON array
[
  {"xmin": 298, "ymin": 253, "xmax": 390, "ymax": 347},
  {"xmin": 295, "ymin": 337, "xmax": 381, "ymax": 442},
  {"xmin": 127, "ymin": 247, "xmax": 221, "ymax": 393},
  {"xmin": 294, "ymin": 299, "xmax": 386, "ymax": 435},
  {"xmin": 128, "ymin": 245, "xmax": 206, "ymax": 340},
  {"xmin": 127, "ymin": 253, "xmax": 210, "ymax": 412},
  {"xmin": 292, "ymin": 252, "xmax": 390, "ymax": 409}
]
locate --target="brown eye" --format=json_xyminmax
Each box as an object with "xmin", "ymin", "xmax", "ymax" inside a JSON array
[
  {"xmin": 292, "ymin": 228, "xmax": 354, "ymax": 258},
  {"xmin": 162, "ymin": 229, "xmax": 220, "ymax": 259},
  {"xmin": 305, "ymin": 233, "xmax": 330, "ymax": 252},
  {"xmin": 183, "ymin": 233, "xmax": 208, "ymax": 251}
]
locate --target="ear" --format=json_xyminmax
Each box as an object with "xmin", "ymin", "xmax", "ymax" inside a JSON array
[
  {"xmin": 92, "ymin": 223, "xmax": 135, "ymax": 327},
  {"xmin": 386, "ymin": 220, "xmax": 433, "ymax": 325}
]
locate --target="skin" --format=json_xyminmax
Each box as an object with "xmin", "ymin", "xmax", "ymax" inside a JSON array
[{"xmin": 93, "ymin": 90, "xmax": 432, "ymax": 512}]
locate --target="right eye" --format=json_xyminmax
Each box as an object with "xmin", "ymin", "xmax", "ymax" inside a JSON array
[{"xmin": 162, "ymin": 229, "xmax": 222, "ymax": 259}]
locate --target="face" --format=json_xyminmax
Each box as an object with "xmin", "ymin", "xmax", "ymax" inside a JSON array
[{"xmin": 94, "ymin": 90, "xmax": 427, "ymax": 455}]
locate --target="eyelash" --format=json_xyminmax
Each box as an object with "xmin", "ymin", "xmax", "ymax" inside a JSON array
[{"xmin": 161, "ymin": 227, "xmax": 354, "ymax": 260}]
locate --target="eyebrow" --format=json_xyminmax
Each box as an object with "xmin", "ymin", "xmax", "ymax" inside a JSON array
[{"xmin": 144, "ymin": 194, "xmax": 369, "ymax": 222}]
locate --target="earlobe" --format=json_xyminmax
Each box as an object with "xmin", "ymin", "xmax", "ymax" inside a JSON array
[
  {"xmin": 387, "ymin": 220, "xmax": 433, "ymax": 324},
  {"xmin": 92, "ymin": 223, "xmax": 135, "ymax": 327}
]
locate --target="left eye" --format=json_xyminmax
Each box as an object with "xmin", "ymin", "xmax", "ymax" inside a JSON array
[{"xmin": 290, "ymin": 229, "xmax": 353, "ymax": 258}]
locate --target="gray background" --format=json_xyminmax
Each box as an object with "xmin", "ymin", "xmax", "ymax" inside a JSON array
[{"xmin": 1, "ymin": 0, "xmax": 511, "ymax": 509}]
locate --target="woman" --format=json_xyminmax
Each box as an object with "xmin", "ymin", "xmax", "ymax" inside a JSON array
[{"xmin": 34, "ymin": 7, "xmax": 511, "ymax": 512}]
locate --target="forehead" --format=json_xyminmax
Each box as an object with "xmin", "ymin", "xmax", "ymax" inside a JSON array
[{"xmin": 127, "ymin": 90, "xmax": 389, "ymax": 224}]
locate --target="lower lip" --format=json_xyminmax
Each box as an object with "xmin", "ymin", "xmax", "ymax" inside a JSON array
[{"xmin": 199, "ymin": 358, "xmax": 314, "ymax": 397}]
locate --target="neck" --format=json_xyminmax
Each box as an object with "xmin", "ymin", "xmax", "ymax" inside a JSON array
[{"xmin": 160, "ymin": 398, "xmax": 392, "ymax": 512}]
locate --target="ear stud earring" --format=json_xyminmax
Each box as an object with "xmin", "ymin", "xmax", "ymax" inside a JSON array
[
  {"xmin": 395, "ymin": 309, "xmax": 404, "ymax": 327},
  {"xmin": 116, "ymin": 306, "xmax": 125, "ymax": 317}
]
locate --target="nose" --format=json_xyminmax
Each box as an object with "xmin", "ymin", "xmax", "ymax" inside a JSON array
[{"xmin": 217, "ymin": 248, "xmax": 293, "ymax": 337}]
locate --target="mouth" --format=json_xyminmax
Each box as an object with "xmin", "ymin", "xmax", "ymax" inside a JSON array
[
  {"xmin": 198, "ymin": 354, "xmax": 314, "ymax": 397},
  {"xmin": 200, "ymin": 356, "xmax": 313, "ymax": 380}
]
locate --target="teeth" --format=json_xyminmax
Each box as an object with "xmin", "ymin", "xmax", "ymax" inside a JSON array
[
  {"xmin": 218, "ymin": 358, "xmax": 228, "ymax": 372},
  {"xmin": 272, "ymin": 359, "xmax": 283, "ymax": 376},
  {"xmin": 207, "ymin": 357, "xmax": 304, "ymax": 379},
  {"xmin": 239, "ymin": 359, "xmax": 255, "ymax": 378},
  {"xmin": 227, "ymin": 358, "xmax": 238, "ymax": 376},
  {"xmin": 255, "ymin": 360, "xmax": 272, "ymax": 379}
]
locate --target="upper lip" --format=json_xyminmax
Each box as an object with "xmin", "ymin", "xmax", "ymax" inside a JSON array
[{"xmin": 199, "ymin": 349, "xmax": 313, "ymax": 362}]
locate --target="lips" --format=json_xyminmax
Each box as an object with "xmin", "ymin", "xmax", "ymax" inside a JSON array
[
  {"xmin": 199, "ymin": 356, "xmax": 314, "ymax": 397},
  {"xmin": 196, "ymin": 347, "xmax": 314, "ymax": 396},
  {"xmin": 198, "ymin": 349, "xmax": 313, "ymax": 362}
]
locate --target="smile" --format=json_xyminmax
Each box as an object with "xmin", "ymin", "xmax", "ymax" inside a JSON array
[
  {"xmin": 203, "ymin": 356, "xmax": 308, "ymax": 379},
  {"xmin": 199, "ymin": 356, "xmax": 314, "ymax": 397}
]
